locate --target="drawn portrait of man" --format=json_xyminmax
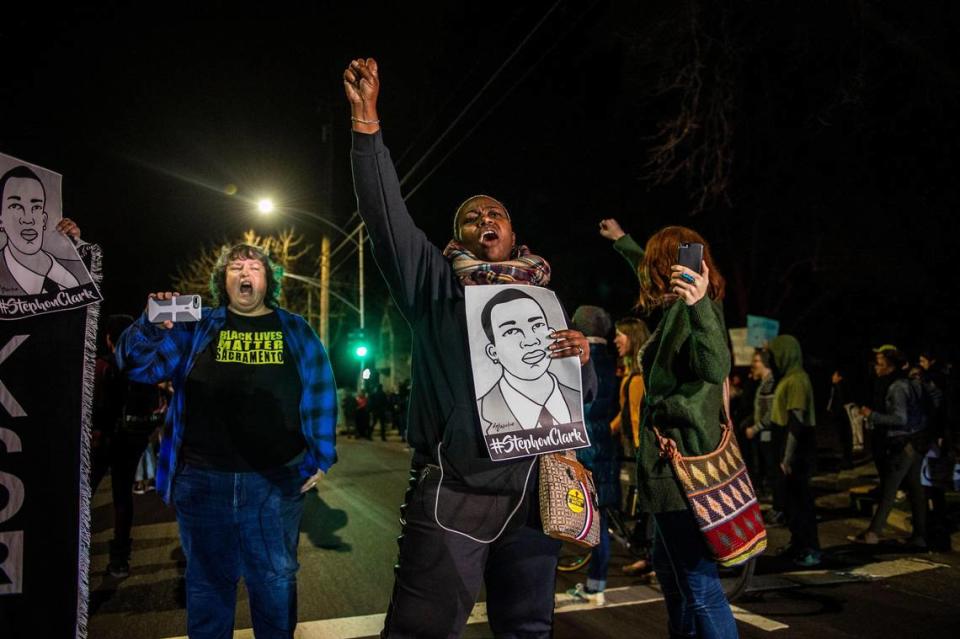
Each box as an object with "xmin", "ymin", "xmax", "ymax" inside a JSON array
[
  {"xmin": 477, "ymin": 288, "xmax": 583, "ymax": 435},
  {"xmin": 0, "ymin": 165, "xmax": 91, "ymax": 297}
]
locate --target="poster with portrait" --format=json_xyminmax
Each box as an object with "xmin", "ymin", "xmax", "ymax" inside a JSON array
[
  {"xmin": 465, "ymin": 285, "xmax": 590, "ymax": 462},
  {"xmin": 0, "ymin": 152, "xmax": 101, "ymax": 320}
]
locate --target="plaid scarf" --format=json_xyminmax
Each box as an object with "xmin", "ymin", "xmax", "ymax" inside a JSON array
[{"xmin": 442, "ymin": 240, "xmax": 551, "ymax": 287}]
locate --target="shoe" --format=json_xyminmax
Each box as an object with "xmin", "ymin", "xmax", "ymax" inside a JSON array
[
  {"xmin": 107, "ymin": 557, "xmax": 130, "ymax": 578},
  {"xmin": 848, "ymin": 531, "xmax": 880, "ymax": 545},
  {"xmin": 132, "ymin": 481, "xmax": 146, "ymax": 495},
  {"xmin": 903, "ymin": 536, "xmax": 928, "ymax": 551},
  {"xmin": 107, "ymin": 539, "xmax": 131, "ymax": 578},
  {"xmin": 567, "ymin": 583, "xmax": 605, "ymax": 606},
  {"xmin": 793, "ymin": 550, "xmax": 822, "ymax": 568},
  {"xmin": 144, "ymin": 479, "xmax": 156, "ymax": 493},
  {"xmin": 622, "ymin": 558, "xmax": 652, "ymax": 576}
]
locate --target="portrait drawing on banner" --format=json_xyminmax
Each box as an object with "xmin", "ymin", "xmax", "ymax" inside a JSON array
[
  {"xmin": 0, "ymin": 153, "xmax": 100, "ymax": 319},
  {"xmin": 465, "ymin": 285, "xmax": 589, "ymax": 461}
]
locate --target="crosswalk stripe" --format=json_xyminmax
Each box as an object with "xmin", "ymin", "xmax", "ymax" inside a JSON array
[{"xmin": 158, "ymin": 557, "xmax": 949, "ymax": 639}]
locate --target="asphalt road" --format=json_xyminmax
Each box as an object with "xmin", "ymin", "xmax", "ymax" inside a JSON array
[{"xmin": 88, "ymin": 436, "xmax": 960, "ymax": 639}]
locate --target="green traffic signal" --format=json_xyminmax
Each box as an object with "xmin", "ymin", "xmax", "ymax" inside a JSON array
[{"xmin": 355, "ymin": 345, "xmax": 369, "ymax": 358}]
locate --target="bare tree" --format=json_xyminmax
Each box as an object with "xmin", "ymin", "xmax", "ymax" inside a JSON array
[
  {"xmin": 644, "ymin": 0, "xmax": 738, "ymax": 215},
  {"xmin": 170, "ymin": 229, "xmax": 315, "ymax": 317}
]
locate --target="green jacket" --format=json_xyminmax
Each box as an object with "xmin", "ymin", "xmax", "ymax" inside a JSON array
[
  {"xmin": 614, "ymin": 235, "xmax": 731, "ymax": 513},
  {"xmin": 767, "ymin": 334, "xmax": 816, "ymax": 428}
]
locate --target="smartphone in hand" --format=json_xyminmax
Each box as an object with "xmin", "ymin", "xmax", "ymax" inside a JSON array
[
  {"xmin": 677, "ymin": 242, "xmax": 704, "ymax": 274},
  {"xmin": 148, "ymin": 295, "xmax": 202, "ymax": 323}
]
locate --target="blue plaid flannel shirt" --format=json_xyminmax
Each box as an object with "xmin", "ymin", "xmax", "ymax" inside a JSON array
[{"xmin": 116, "ymin": 305, "xmax": 338, "ymax": 503}]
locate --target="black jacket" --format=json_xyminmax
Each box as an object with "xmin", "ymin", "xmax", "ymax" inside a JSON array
[{"xmin": 351, "ymin": 131, "xmax": 595, "ymax": 493}]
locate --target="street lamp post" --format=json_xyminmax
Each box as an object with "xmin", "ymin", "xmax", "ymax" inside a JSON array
[
  {"xmin": 251, "ymin": 198, "xmax": 366, "ymax": 341},
  {"xmin": 358, "ymin": 225, "xmax": 365, "ymax": 330},
  {"xmin": 320, "ymin": 236, "xmax": 330, "ymax": 344}
]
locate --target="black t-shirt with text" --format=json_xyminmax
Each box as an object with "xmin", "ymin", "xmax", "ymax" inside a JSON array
[{"xmin": 182, "ymin": 310, "xmax": 305, "ymax": 471}]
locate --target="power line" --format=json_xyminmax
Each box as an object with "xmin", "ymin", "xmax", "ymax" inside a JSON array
[{"xmin": 403, "ymin": 0, "xmax": 600, "ymax": 202}]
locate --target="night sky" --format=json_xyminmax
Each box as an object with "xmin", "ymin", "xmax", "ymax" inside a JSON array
[{"xmin": 4, "ymin": 1, "xmax": 959, "ymax": 390}]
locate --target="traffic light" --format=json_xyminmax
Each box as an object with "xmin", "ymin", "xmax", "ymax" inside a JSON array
[{"xmin": 347, "ymin": 329, "xmax": 370, "ymax": 359}]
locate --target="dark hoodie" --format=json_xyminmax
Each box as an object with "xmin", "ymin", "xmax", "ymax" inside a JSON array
[{"xmin": 350, "ymin": 130, "xmax": 596, "ymax": 500}]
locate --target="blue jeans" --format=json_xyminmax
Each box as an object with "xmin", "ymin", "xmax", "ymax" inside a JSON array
[
  {"xmin": 173, "ymin": 464, "xmax": 305, "ymax": 639},
  {"xmin": 586, "ymin": 508, "xmax": 610, "ymax": 591},
  {"xmin": 652, "ymin": 510, "xmax": 738, "ymax": 639}
]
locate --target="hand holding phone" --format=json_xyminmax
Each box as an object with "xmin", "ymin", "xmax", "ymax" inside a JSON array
[
  {"xmin": 671, "ymin": 242, "xmax": 709, "ymax": 306},
  {"xmin": 147, "ymin": 293, "xmax": 202, "ymax": 325},
  {"xmin": 677, "ymin": 242, "xmax": 704, "ymax": 274}
]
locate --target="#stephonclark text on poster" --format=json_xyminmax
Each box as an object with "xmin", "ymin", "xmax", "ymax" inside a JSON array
[{"xmin": 465, "ymin": 285, "xmax": 590, "ymax": 461}]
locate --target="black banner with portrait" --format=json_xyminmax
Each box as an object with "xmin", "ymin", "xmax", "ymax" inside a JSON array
[{"xmin": 0, "ymin": 242, "xmax": 100, "ymax": 638}]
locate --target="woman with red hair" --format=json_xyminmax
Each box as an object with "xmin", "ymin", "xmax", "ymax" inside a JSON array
[{"xmin": 600, "ymin": 218, "xmax": 738, "ymax": 638}]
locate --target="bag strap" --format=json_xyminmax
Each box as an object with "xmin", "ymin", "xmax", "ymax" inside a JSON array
[
  {"xmin": 721, "ymin": 377, "xmax": 734, "ymax": 430},
  {"xmin": 432, "ymin": 442, "xmax": 537, "ymax": 545},
  {"xmin": 653, "ymin": 377, "xmax": 733, "ymax": 462}
]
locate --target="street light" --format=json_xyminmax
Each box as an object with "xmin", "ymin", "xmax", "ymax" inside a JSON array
[
  {"xmin": 257, "ymin": 198, "xmax": 275, "ymax": 214},
  {"xmin": 249, "ymin": 196, "xmax": 365, "ymax": 332},
  {"xmin": 243, "ymin": 191, "xmax": 367, "ymax": 366}
]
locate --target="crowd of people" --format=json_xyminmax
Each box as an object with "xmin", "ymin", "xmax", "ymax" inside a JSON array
[
  {"xmin": 339, "ymin": 381, "xmax": 410, "ymax": 442},
  {"xmin": 79, "ymin": 56, "xmax": 958, "ymax": 639}
]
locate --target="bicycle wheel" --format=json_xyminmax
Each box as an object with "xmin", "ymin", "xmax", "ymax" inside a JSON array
[
  {"xmin": 719, "ymin": 556, "xmax": 756, "ymax": 602},
  {"xmin": 556, "ymin": 541, "xmax": 591, "ymax": 573}
]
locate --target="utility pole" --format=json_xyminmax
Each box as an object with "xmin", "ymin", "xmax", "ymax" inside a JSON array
[
  {"xmin": 358, "ymin": 224, "xmax": 365, "ymax": 330},
  {"xmin": 307, "ymin": 287, "xmax": 313, "ymax": 331},
  {"xmin": 320, "ymin": 235, "xmax": 330, "ymax": 344}
]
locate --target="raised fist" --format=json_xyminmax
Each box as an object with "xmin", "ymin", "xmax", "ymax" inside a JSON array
[{"xmin": 343, "ymin": 58, "xmax": 380, "ymax": 132}]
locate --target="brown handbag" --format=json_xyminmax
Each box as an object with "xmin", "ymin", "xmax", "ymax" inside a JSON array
[{"xmin": 538, "ymin": 451, "xmax": 601, "ymax": 548}]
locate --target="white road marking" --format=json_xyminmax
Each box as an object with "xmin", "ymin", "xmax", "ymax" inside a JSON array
[
  {"xmin": 844, "ymin": 557, "xmax": 948, "ymax": 579},
  {"xmin": 730, "ymin": 605, "xmax": 789, "ymax": 631},
  {"xmin": 158, "ymin": 557, "xmax": 949, "ymax": 639}
]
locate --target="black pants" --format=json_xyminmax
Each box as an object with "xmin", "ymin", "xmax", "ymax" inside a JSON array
[
  {"xmin": 784, "ymin": 464, "xmax": 819, "ymax": 552},
  {"xmin": 382, "ymin": 465, "xmax": 561, "ymax": 638},
  {"xmin": 868, "ymin": 437, "xmax": 927, "ymax": 540},
  {"xmin": 91, "ymin": 428, "xmax": 150, "ymax": 543},
  {"xmin": 761, "ymin": 428, "xmax": 787, "ymax": 512},
  {"xmin": 355, "ymin": 409, "xmax": 371, "ymax": 439},
  {"xmin": 782, "ymin": 428, "xmax": 819, "ymax": 552}
]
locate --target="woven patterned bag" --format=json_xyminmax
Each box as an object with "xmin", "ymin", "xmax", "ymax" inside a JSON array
[
  {"xmin": 653, "ymin": 381, "xmax": 767, "ymax": 567},
  {"xmin": 538, "ymin": 451, "xmax": 600, "ymax": 548}
]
